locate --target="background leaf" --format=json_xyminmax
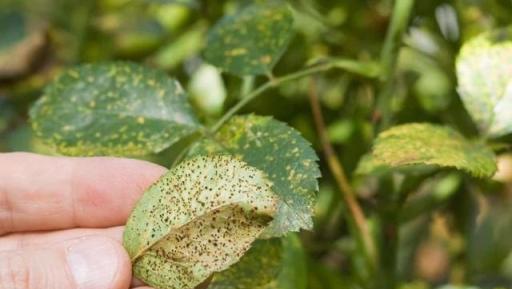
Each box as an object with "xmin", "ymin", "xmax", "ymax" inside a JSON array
[
  {"xmin": 456, "ymin": 27, "xmax": 512, "ymax": 137},
  {"xmin": 204, "ymin": 1, "xmax": 294, "ymax": 76},
  {"xmin": 189, "ymin": 115, "xmax": 320, "ymax": 237},
  {"xmin": 123, "ymin": 155, "xmax": 279, "ymax": 289},
  {"xmin": 362, "ymin": 123, "xmax": 496, "ymax": 178},
  {"xmin": 30, "ymin": 62, "xmax": 201, "ymax": 156}
]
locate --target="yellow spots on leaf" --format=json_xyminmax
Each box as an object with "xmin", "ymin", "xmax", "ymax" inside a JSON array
[
  {"xmin": 260, "ymin": 55, "xmax": 272, "ymax": 64},
  {"xmin": 225, "ymin": 47, "xmax": 248, "ymax": 57},
  {"xmin": 137, "ymin": 116, "xmax": 145, "ymax": 124},
  {"xmin": 89, "ymin": 100, "xmax": 96, "ymax": 108}
]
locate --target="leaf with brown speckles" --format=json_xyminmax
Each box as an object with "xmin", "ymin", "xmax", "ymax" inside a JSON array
[
  {"xmin": 188, "ymin": 115, "xmax": 320, "ymax": 237},
  {"xmin": 123, "ymin": 155, "xmax": 278, "ymax": 289},
  {"xmin": 29, "ymin": 62, "xmax": 201, "ymax": 156},
  {"xmin": 204, "ymin": 1, "xmax": 294, "ymax": 76},
  {"xmin": 357, "ymin": 123, "xmax": 496, "ymax": 178}
]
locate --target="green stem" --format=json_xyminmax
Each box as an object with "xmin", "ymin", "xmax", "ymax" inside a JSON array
[
  {"xmin": 377, "ymin": 0, "xmax": 415, "ymax": 130},
  {"xmin": 210, "ymin": 59, "xmax": 380, "ymax": 133}
]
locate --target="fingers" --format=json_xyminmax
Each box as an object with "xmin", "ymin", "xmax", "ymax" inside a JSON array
[
  {"xmin": 0, "ymin": 226, "xmax": 124, "ymax": 252},
  {"xmin": 0, "ymin": 152, "xmax": 166, "ymax": 235},
  {"xmin": 0, "ymin": 235, "xmax": 132, "ymax": 289}
]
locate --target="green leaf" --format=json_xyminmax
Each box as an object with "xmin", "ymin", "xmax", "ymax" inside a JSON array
[
  {"xmin": 456, "ymin": 27, "xmax": 512, "ymax": 137},
  {"xmin": 123, "ymin": 155, "xmax": 278, "ymax": 289},
  {"xmin": 204, "ymin": 1, "xmax": 294, "ymax": 76},
  {"xmin": 30, "ymin": 62, "xmax": 201, "ymax": 156},
  {"xmin": 363, "ymin": 123, "xmax": 496, "ymax": 178},
  {"xmin": 189, "ymin": 115, "xmax": 320, "ymax": 237}
]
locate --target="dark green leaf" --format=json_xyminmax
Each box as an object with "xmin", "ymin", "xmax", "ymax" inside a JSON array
[
  {"xmin": 204, "ymin": 1, "xmax": 294, "ymax": 76},
  {"xmin": 456, "ymin": 27, "xmax": 512, "ymax": 137},
  {"xmin": 123, "ymin": 155, "xmax": 278, "ymax": 289},
  {"xmin": 189, "ymin": 115, "xmax": 320, "ymax": 236},
  {"xmin": 362, "ymin": 123, "xmax": 496, "ymax": 178},
  {"xmin": 30, "ymin": 62, "xmax": 201, "ymax": 156}
]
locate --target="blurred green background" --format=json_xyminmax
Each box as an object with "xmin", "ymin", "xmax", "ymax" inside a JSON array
[{"xmin": 1, "ymin": 0, "xmax": 512, "ymax": 288}]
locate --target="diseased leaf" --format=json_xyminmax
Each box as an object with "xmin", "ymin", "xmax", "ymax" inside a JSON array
[
  {"xmin": 204, "ymin": 1, "xmax": 294, "ymax": 76},
  {"xmin": 30, "ymin": 62, "xmax": 201, "ymax": 156},
  {"xmin": 456, "ymin": 27, "xmax": 512, "ymax": 137},
  {"xmin": 363, "ymin": 123, "xmax": 496, "ymax": 178},
  {"xmin": 123, "ymin": 155, "xmax": 278, "ymax": 289},
  {"xmin": 209, "ymin": 239, "xmax": 283, "ymax": 289},
  {"xmin": 210, "ymin": 234, "xmax": 307, "ymax": 289},
  {"xmin": 189, "ymin": 115, "xmax": 320, "ymax": 237}
]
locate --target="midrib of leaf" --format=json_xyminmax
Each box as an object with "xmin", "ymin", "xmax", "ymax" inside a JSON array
[{"xmin": 130, "ymin": 201, "xmax": 275, "ymax": 262}]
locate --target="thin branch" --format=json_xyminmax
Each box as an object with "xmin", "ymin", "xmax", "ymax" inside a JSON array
[
  {"xmin": 308, "ymin": 78, "xmax": 378, "ymax": 269},
  {"xmin": 210, "ymin": 59, "xmax": 380, "ymax": 133},
  {"xmin": 377, "ymin": 0, "xmax": 415, "ymax": 130}
]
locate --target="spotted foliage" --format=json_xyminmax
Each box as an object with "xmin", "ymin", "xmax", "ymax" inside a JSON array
[
  {"xmin": 456, "ymin": 27, "xmax": 512, "ymax": 137},
  {"xmin": 361, "ymin": 123, "xmax": 496, "ymax": 178},
  {"xmin": 123, "ymin": 155, "xmax": 278, "ymax": 289},
  {"xmin": 30, "ymin": 62, "xmax": 201, "ymax": 156},
  {"xmin": 189, "ymin": 115, "xmax": 320, "ymax": 237},
  {"xmin": 209, "ymin": 239, "xmax": 283, "ymax": 289},
  {"xmin": 204, "ymin": 1, "xmax": 294, "ymax": 76}
]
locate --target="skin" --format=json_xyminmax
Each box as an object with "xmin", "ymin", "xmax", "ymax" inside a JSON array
[{"xmin": 0, "ymin": 152, "xmax": 167, "ymax": 289}]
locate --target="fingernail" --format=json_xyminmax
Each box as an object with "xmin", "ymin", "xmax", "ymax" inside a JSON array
[{"xmin": 67, "ymin": 237, "xmax": 120, "ymax": 289}]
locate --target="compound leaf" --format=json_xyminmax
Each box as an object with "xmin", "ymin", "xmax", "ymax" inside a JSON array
[
  {"xmin": 364, "ymin": 123, "xmax": 496, "ymax": 178},
  {"xmin": 189, "ymin": 115, "xmax": 320, "ymax": 237},
  {"xmin": 123, "ymin": 155, "xmax": 278, "ymax": 289},
  {"xmin": 456, "ymin": 27, "xmax": 512, "ymax": 137},
  {"xmin": 204, "ymin": 1, "xmax": 294, "ymax": 76},
  {"xmin": 30, "ymin": 62, "xmax": 201, "ymax": 156}
]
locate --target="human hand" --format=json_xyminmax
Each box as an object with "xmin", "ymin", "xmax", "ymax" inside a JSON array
[{"xmin": 0, "ymin": 152, "xmax": 167, "ymax": 289}]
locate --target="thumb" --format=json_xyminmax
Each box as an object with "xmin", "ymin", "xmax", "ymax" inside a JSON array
[{"xmin": 0, "ymin": 236, "xmax": 132, "ymax": 289}]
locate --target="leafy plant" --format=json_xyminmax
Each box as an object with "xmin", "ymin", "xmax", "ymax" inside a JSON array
[{"xmin": 2, "ymin": 0, "xmax": 512, "ymax": 288}]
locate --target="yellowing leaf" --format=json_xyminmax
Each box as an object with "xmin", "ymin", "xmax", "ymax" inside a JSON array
[
  {"xmin": 456, "ymin": 27, "xmax": 512, "ymax": 137},
  {"xmin": 364, "ymin": 123, "xmax": 496, "ymax": 178},
  {"xmin": 123, "ymin": 155, "xmax": 278, "ymax": 289},
  {"xmin": 204, "ymin": 1, "xmax": 294, "ymax": 76},
  {"xmin": 30, "ymin": 62, "xmax": 201, "ymax": 156}
]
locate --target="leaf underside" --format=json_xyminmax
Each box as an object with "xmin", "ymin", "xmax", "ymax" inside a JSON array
[
  {"xmin": 189, "ymin": 115, "xmax": 320, "ymax": 237},
  {"xmin": 456, "ymin": 27, "xmax": 512, "ymax": 137},
  {"xmin": 209, "ymin": 238, "xmax": 283, "ymax": 289},
  {"xmin": 204, "ymin": 1, "xmax": 294, "ymax": 76},
  {"xmin": 30, "ymin": 62, "xmax": 201, "ymax": 156},
  {"xmin": 123, "ymin": 155, "xmax": 278, "ymax": 289},
  {"xmin": 361, "ymin": 123, "xmax": 496, "ymax": 178}
]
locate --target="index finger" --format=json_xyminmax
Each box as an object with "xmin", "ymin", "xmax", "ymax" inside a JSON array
[{"xmin": 0, "ymin": 152, "xmax": 166, "ymax": 235}]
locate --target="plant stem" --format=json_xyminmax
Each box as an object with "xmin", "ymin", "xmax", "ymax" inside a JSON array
[
  {"xmin": 210, "ymin": 59, "xmax": 380, "ymax": 133},
  {"xmin": 377, "ymin": 0, "xmax": 415, "ymax": 130},
  {"xmin": 308, "ymin": 79, "xmax": 378, "ymax": 271}
]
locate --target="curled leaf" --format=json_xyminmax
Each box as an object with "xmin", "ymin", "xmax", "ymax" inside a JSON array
[
  {"xmin": 204, "ymin": 1, "xmax": 294, "ymax": 76},
  {"xmin": 30, "ymin": 62, "xmax": 201, "ymax": 156},
  {"xmin": 123, "ymin": 155, "xmax": 278, "ymax": 289},
  {"xmin": 363, "ymin": 123, "xmax": 496, "ymax": 178}
]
